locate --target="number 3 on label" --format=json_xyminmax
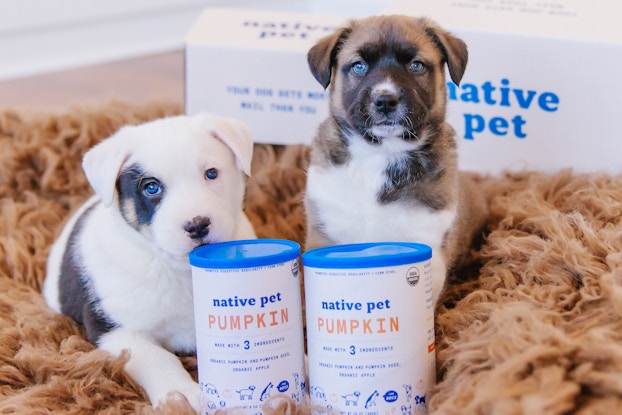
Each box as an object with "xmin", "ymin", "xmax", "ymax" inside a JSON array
[
  {"xmin": 244, "ymin": 340, "xmax": 250, "ymax": 350},
  {"xmin": 349, "ymin": 345, "xmax": 356, "ymax": 355}
]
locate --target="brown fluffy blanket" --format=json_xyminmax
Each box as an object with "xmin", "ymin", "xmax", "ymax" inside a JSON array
[{"xmin": 1, "ymin": 101, "xmax": 622, "ymax": 414}]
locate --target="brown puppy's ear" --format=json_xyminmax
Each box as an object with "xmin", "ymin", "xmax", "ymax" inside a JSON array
[
  {"xmin": 307, "ymin": 26, "xmax": 352, "ymax": 89},
  {"xmin": 423, "ymin": 19, "xmax": 468, "ymax": 86}
]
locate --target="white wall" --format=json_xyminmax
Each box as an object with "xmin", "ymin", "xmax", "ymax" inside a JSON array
[
  {"xmin": 0, "ymin": 0, "xmax": 209, "ymax": 80},
  {"xmin": 0, "ymin": 0, "xmax": 392, "ymax": 81}
]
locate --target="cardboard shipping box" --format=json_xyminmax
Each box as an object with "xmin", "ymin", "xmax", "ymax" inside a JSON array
[
  {"xmin": 384, "ymin": 0, "xmax": 622, "ymax": 174},
  {"xmin": 186, "ymin": 1, "xmax": 622, "ymax": 174},
  {"xmin": 185, "ymin": 8, "xmax": 346, "ymax": 146}
]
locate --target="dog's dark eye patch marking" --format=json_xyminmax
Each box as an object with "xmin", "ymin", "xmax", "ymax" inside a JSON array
[
  {"xmin": 357, "ymin": 44, "xmax": 382, "ymax": 67},
  {"xmin": 60, "ymin": 203, "xmax": 117, "ymax": 344},
  {"xmin": 356, "ymin": 42, "xmax": 421, "ymax": 69},
  {"xmin": 116, "ymin": 163, "xmax": 164, "ymax": 229},
  {"xmin": 396, "ymin": 45, "xmax": 420, "ymax": 66}
]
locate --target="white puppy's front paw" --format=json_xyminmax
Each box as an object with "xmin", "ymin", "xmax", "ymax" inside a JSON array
[
  {"xmin": 154, "ymin": 381, "xmax": 202, "ymax": 414},
  {"xmin": 179, "ymin": 381, "xmax": 202, "ymax": 413}
]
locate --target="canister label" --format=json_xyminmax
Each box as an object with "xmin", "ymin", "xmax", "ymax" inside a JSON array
[
  {"xmin": 192, "ymin": 259, "xmax": 305, "ymax": 414},
  {"xmin": 304, "ymin": 260, "xmax": 435, "ymax": 414}
]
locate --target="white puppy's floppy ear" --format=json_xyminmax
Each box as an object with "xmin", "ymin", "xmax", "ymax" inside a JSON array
[
  {"xmin": 197, "ymin": 113, "xmax": 254, "ymax": 176},
  {"xmin": 82, "ymin": 126, "xmax": 133, "ymax": 207}
]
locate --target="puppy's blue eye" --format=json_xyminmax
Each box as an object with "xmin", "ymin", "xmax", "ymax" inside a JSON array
[
  {"xmin": 352, "ymin": 61, "xmax": 368, "ymax": 75},
  {"xmin": 206, "ymin": 168, "xmax": 218, "ymax": 180},
  {"xmin": 409, "ymin": 61, "xmax": 425, "ymax": 73},
  {"xmin": 142, "ymin": 180, "xmax": 161, "ymax": 196}
]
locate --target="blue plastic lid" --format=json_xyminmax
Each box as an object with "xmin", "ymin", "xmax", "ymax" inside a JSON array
[
  {"xmin": 189, "ymin": 239, "xmax": 300, "ymax": 269},
  {"xmin": 302, "ymin": 242, "xmax": 431, "ymax": 269}
]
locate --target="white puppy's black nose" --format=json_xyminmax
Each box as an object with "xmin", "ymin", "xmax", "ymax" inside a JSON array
[
  {"xmin": 374, "ymin": 93, "xmax": 399, "ymax": 115},
  {"xmin": 184, "ymin": 216, "xmax": 211, "ymax": 240}
]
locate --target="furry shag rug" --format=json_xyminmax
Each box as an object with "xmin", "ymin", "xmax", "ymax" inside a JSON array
[{"xmin": 1, "ymin": 101, "xmax": 622, "ymax": 414}]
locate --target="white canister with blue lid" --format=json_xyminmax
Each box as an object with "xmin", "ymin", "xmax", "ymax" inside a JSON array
[
  {"xmin": 302, "ymin": 242, "xmax": 435, "ymax": 414},
  {"xmin": 189, "ymin": 239, "xmax": 305, "ymax": 414}
]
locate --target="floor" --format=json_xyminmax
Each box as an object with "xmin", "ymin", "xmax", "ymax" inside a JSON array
[{"xmin": 0, "ymin": 50, "xmax": 185, "ymax": 114}]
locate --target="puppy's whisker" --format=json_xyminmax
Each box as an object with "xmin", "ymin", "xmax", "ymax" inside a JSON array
[
  {"xmin": 402, "ymin": 115, "xmax": 415, "ymax": 130},
  {"xmin": 362, "ymin": 129, "xmax": 381, "ymax": 144},
  {"xmin": 364, "ymin": 115, "xmax": 375, "ymax": 128},
  {"xmin": 405, "ymin": 130, "xmax": 419, "ymax": 141}
]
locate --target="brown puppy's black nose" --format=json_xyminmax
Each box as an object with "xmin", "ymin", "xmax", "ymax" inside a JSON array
[
  {"xmin": 374, "ymin": 94, "xmax": 399, "ymax": 115},
  {"xmin": 184, "ymin": 216, "xmax": 211, "ymax": 240}
]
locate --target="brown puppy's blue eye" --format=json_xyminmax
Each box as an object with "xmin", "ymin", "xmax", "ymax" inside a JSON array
[
  {"xmin": 409, "ymin": 61, "xmax": 424, "ymax": 73},
  {"xmin": 206, "ymin": 168, "xmax": 218, "ymax": 180},
  {"xmin": 142, "ymin": 180, "xmax": 162, "ymax": 196},
  {"xmin": 352, "ymin": 61, "xmax": 368, "ymax": 75}
]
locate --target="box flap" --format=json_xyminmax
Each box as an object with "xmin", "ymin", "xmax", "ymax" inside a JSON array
[
  {"xmin": 384, "ymin": 0, "xmax": 622, "ymax": 44},
  {"xmin": 186, "ymin": 7, "xmax": 348, "ymax": 52}
]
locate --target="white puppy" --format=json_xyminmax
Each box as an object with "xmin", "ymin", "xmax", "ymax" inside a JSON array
[{"xmin": 43, "ymin": 113, "xmax": 256, "ymax": 411}]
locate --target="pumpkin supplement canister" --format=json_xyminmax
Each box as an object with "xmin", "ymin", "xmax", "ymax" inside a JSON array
[
  {"xmin": 189, "ymin": 239, "xmax": 305, "ymax": 414},
  {"xmin": 302, "ymin": 242, "xmax": 435, "ymax": 414}
]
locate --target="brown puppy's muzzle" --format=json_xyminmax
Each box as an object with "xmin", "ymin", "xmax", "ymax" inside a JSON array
[{"xmin": 347, "ymin": 71, "xmax": 429, "ymax": 143}]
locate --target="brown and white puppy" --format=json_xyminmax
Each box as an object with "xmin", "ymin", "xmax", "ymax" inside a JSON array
[{"xmin": 304, "ymin": 15, "xmax": 487, "ymax": 305}]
